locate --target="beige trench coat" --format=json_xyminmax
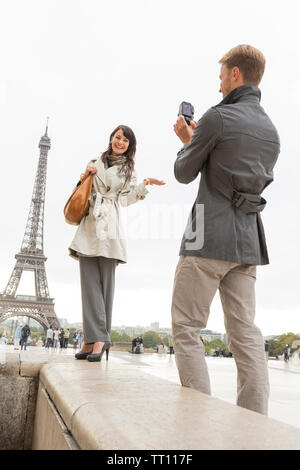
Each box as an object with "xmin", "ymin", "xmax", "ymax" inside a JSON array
[{"xmin": 68, "ymin": 156, "xmax": 149, "ymax": 264}]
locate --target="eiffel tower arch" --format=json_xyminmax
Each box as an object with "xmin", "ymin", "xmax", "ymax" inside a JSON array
[{"xmin": 0, "ymin": 121, "xmax": 60, "ymax": 332}]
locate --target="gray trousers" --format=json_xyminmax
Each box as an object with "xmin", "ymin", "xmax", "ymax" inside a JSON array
[
  {"xmin": 171, "ymin": 255, "xmax": 269, "ymax": 416},
  {"xmin": 79, "ymin": 256, "xmax": 117, "ymax": 344}
]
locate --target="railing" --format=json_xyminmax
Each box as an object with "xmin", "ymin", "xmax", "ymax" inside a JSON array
[{"xmin": 2, "ymin": 295, "xmax": 55, "ymax": 303}]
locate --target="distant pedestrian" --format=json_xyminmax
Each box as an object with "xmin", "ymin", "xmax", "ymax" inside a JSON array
[
  {"xmin": 20, "ymin": 324, "xmax": 31, "ymax": 351},
  {"xmin": 64, "ymin": 329, "xmax": 70, "ymax": 348},
  {"xmin": 53, "ymin": 328, "xmax": 59, "ymax": 349},
  {"xmin": 283, "ymin": 344, "xmax": 290, "ymax": 363},
  {"xmin": 73, "ymin": 331, "xmax": 78, "ymax": 350},
  {"xmin": 0, "ymin": 335, "xmax": 8, "ymax": 344},
  {"xmin": 77, "ymin": 332, "xmax": 83, "ymax": 350},
  {"xmin": 132, "ymin": 337, "xmax": 137, "ymax": 353},
  {"xmin": 169, "ymin": 337, "xmax": 174, "ymax": 354},
  {"xmin": 14, "ymin": 324, "xmax": 22, "ymax": 350},
  {"xmin": 264, "ymin": 340, "xmax": 269, "ymax": 361},
  {"xmin": 45, "ymin": 326, "xmax": 53, "ymax": 349},
  {"xmin": 59, "ymin": 328, "xmax": 65, "ymax": 348}
]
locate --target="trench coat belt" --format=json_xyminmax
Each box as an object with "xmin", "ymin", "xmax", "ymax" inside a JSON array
[
  {"xmin": 93, "ymin": 192, "xmax": 119, "ymax": 241},
  {"xmin": 100, "ymin": 193, "xmax": 118, "ymax": 201},
  {"xmin": 93, "ymin": 192, "xmax": 118, "ymax": 218},
  {"xmin": 232, "ymin": 190, "xmax": 267, "ymax": 214}
]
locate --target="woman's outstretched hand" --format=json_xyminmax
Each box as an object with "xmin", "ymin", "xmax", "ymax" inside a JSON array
[{"xmin": 143, "ymin": 178, "xmax": 166, "ymax": 186}]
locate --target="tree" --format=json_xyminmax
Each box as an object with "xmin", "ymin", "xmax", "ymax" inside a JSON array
[
  {"xmin": 110, "ymin": 330, "xmax": 122, "ymax": 342},
  {"xmin": 279, "ymin": 333, "xmax": 300, "ymax": 350},
  {"xmin": 110, "ymin": 331, "xmax": 132, "ymax": 342},
  {"xmin": 142, "ymin": 331, "xmax": 162, "ymax": 349},
  {"xmin": 119, "ymin": 333, "xmax": 132, "ymax": 342},
  {"xmin": 268, "ymin": 339, "xmax": 282, "ymax": 357},
  {"xmin": 209, "ymin": 339, "xmax": 227, "ymax": 350}
]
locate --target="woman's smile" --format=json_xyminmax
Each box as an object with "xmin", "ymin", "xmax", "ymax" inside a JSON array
[{"xmin": 111, "ymin": 129, "xmax": 130, "ymax": 155}]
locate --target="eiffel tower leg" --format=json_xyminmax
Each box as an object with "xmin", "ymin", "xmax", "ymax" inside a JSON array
[
  {"xmin": 35, "ymin": 264, "xmax": 50, "ymax": 298},
  {"xmin": 3, "ymin": 263, "xmax": 23, "ymax": 297}
]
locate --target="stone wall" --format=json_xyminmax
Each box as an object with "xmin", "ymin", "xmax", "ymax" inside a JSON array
[{"xmin": 0, "ymin": 353, "xmax": 38, "ymax": 450}]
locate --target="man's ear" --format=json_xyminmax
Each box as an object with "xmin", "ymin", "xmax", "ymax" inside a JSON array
[{"xmin": 232, "ymin": 66, "xmax": 241, "ymax": 82}]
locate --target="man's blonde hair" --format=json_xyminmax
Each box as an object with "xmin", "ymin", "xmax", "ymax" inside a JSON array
[{"xmin": 219, "ymin": 45, "xmax": 266, "ymax": 85}]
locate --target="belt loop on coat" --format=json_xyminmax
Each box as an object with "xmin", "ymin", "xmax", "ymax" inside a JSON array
[{"xmin": 232, "ymin": 190, "xmax": 267, "ymax": 214}]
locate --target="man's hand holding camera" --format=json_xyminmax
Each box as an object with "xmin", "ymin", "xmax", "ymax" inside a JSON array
[
  {"xmin": 173, "ymin": 115, "xmax": 197, "ymax": 146},
  {"xmin": 174, "ymin": 102, "xmax": 197, "ymax": 146}
]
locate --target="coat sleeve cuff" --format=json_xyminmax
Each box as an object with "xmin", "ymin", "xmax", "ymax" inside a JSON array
[{"xmin": 137, "ymin": 182, "xmax": 149, "ymax": 199}]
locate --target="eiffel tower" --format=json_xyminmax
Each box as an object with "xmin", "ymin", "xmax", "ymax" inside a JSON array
[{"xmin": 0, "ymin": 121, "xmax": 60, "ymax": 331}]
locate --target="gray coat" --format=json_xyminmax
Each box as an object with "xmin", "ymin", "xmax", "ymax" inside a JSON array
[{"xmin": 175, "ymin": 85, "xmax": 280, "ymax": 265}]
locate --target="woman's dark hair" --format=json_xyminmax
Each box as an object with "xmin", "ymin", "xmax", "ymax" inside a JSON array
[{"xmin": 101, "ymin": 125, "xmax": 136, "ymax": 184}]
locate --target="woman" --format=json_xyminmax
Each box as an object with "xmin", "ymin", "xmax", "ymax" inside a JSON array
[
  {"xmin": 14, "ymin": 324, "xmax": 22, "ymax": 350},
  {"xmin": 69, "ymin": 125, "xmax": 165, "ymax": 362}
]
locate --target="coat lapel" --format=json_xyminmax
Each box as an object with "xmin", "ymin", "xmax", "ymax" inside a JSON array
[{"xmin": 94, "ymin": 157, "xmax": 107, "ymax": 187}]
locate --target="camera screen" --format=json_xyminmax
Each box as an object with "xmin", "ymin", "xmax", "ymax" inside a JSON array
[{"xmin": 183, "ymin": 103, "xmax": 192, "ymax": 115}]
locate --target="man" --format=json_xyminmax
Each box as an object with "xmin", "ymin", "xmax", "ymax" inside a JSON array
[
  {"xmin": 20, "ymin": 324, "xmax": 31, "ymax": 351},
  {"xmin": 132, "ymin": 337, "xmax": 137, "ymax": 353},
  {"xmin": 45, "ymin": 326, "xmax": 53, "ymax": 349},
  {"xmin": 171, "ymin": 45, "xmax": 280, "ymax": 416},
  {"xmin": 283, "ymin": 344, "xmax": 290, "ymax": 363}
]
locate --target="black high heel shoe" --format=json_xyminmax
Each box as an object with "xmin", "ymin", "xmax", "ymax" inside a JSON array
[
  {"xmin": 87, "ymin": 341, "xmax": 110, "ymax": 362},
  {"xmin": 75, "ymin": 344, "xmax": 94, "ymax": 360}
]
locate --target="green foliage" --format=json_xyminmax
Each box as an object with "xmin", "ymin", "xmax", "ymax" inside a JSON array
[
  {"xmin": 110, "ymin": 330, "xmax": 132, "ymax": 342},
  {"xmin": 268, "ymin": 339, "xmax": 282, "ymax": 357},
  {"xmin": 29, "ymin": 326, "xmax": 45, "ymax": 342},
  {"xmin": 119, "ymin": 333, "xmax": 132, "ymax": 342},
  {"xmin": 110, "ymin": 330, "xmax": 122, "ymax": 342},
  {"xmin": 30, "ymin": 326, "xmax": 44, "ymax": 333},
  {"xmin": 209, "ymin": 339, "xmax": 227, "ymax": 350},
  {"xmin": 30, "ymin": 331, "xmax": 42, "ymax": 342},
  {"xmin": 142, "ymin": 331, "xmax": 163, "ymax": 349},
  {"xmin": 268, "ymin": 333, "xmax": 300, "ymax": 356},
  {"xmin": 202, "ymin": 338, "xmax": 229, "ymax": 356}
]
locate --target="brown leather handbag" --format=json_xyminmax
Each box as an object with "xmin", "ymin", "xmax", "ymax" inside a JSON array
[{"xmin": 64, "ymin": 174, "xmax": 93, "ymax": 225}]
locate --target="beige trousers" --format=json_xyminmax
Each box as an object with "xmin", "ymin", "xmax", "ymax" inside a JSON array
[{"xmin": 171, "ymin": 255, "xmax": 269, "ymax": 415}]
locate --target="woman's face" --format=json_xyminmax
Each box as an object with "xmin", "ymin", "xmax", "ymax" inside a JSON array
[{"xmin": 110, "ymin": 128, "xmax": 130, "ymax": 156}]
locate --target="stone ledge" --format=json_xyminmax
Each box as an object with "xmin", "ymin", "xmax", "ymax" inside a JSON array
[
  {"xmin": 32, "ymin": 383, "xmax": 80, "ymax": 450},
  {"xmin": 0, "ymin": 352, "xmax": 20, "ymax": 376},
  {"xmin": 37, "ymin": 357, "xmax": 300, "ymax": 450}
]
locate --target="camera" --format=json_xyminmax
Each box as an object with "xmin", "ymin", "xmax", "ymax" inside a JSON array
[{"xmin": 178, "ymin": 101, "xmax": 195, "ymax": 125}]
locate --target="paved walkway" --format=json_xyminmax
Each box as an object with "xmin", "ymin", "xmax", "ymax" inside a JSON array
[
  {"xmin": 1, "ymin": 344, "xmax": 299, "ymax": 430},
  {"xmin": 109, "ymin": 351, "xmax": 300, "ymax": 430}
]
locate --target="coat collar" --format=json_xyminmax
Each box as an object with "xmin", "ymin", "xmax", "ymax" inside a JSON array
[{"xmin": 216, "ymin": 85, "xmax": 261, "ymax": 106}]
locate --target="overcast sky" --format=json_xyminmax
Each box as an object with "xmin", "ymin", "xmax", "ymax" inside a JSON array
[{"xmin": 0, "ymin": 0, "xmax": 299, "ymax": 335}]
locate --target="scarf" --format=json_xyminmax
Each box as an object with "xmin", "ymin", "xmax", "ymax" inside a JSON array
[
  {"xmin": 106, "ymin": 154, "xmax": 127, "ymax": 167},
  {"xmin": 106, "ymin": 154, "xmax": 132, "ymax": 184}
]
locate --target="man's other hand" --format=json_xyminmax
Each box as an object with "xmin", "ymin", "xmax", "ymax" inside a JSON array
[{"xmin": 173, "ymin": 116, "xmax": 197, "ymax": 146}]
